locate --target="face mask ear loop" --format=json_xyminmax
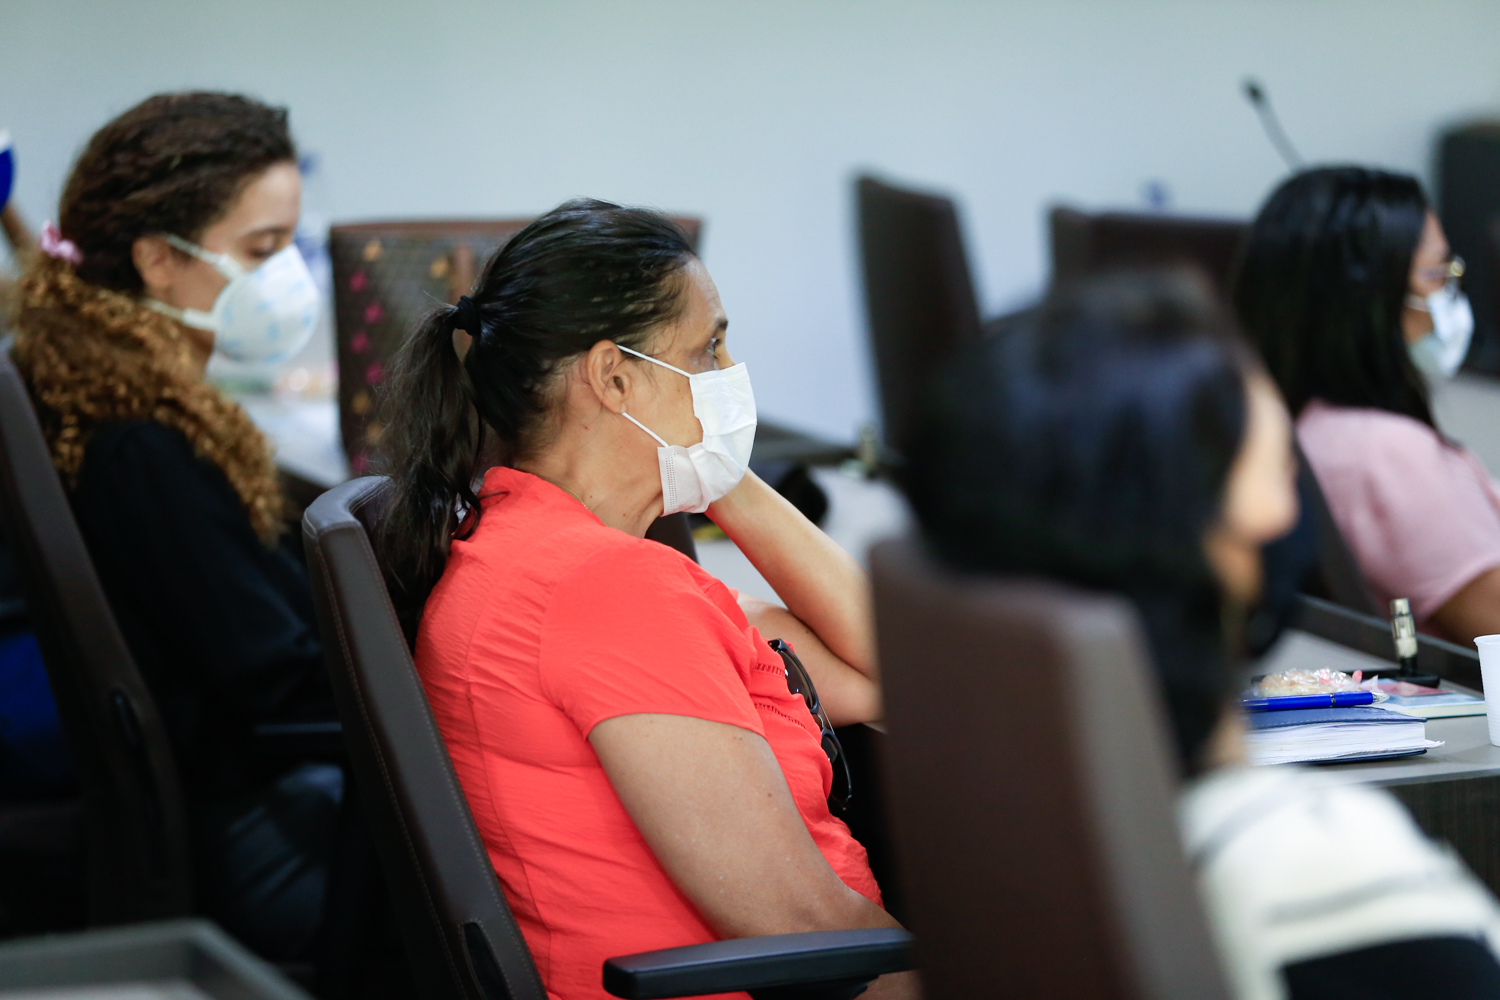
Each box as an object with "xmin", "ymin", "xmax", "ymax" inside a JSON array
[
  {"xmin": 620, "ymin": 409, "xmax": 671, "ymax": 448},
  {"xmin": 616, "ymin": 342, "xmax": 692, "ymax": 379},
  {"xmin": 141, "ymin": 297, "xmax": 218, "ymax": 332},
  {"xmin": 161, "ymin": 233, "xmax": 244, "ymax": 280}
]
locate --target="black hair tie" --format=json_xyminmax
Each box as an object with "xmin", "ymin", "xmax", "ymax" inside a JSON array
[{"xmin": 453, "ymin": 295, "xmax": 483, "ymax": 336}]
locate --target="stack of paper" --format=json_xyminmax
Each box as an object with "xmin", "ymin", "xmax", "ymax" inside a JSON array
[{"xmin": 1245, "ymin": 707, "xmax": 1442, "ymax": 766}]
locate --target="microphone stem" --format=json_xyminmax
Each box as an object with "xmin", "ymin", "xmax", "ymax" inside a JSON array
[
  {"xmin": 1255, "ymin": 103, "xmax": 1304, "ymax": 170},
  {"xmin": 1244, "ymin": 79, "xmax": 1304, "ymax": 171}
]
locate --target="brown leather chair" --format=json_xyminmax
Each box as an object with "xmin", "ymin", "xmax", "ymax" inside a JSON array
[
  {"xmin": 1049, "ymin": 206, "xmax": 1250, "ymax": 302},
  {"xmin": 856, "ymin": 176, "xmax": 982, "ymax": 461},
  {"xmin": 871, "ymin": 538, "xmax": 1230, "ymax": 1000},
  {"xmin": 302, "ymin": 476, "xmax": 911, "ymax": 1000},
  {"xmin": 0, "ymin": 352, "xmax": 192, "ymax": 924}
]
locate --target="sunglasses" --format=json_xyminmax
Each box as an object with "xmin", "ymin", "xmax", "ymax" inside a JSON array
[{"xmin": 768, "ymin": 638, "xmax": 853, "ymax": 813}]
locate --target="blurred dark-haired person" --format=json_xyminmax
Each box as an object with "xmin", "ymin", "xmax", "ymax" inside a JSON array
[
  {"xmin": 1235, "ymin": 166, "xmax": 1500, "ymax": 643},
  {"xmin": 907, "ymin": 271, "xmax": 1500, "ymax": 1000},
  {"xmin": 10, "ymin": 92, "xmax": 335, "ymax": 959},
  {"xmin": 378, "ymin": 199, "xmax": 914, "ymax": 1000}
]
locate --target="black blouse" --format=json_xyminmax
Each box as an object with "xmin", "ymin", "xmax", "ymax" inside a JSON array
[{"xmin": 70, "ymin": 421, "xmax": 330, "ymax": 799}]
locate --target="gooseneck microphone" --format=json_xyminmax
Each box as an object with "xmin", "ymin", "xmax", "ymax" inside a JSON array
[{"xmin": 1242, "ymin": 77, "xmax": 1304, "ymax": 170}]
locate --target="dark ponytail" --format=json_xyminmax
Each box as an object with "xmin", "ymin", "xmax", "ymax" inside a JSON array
[{"xmin": 377, "ymin": 199, "xmax": 695, "ymax": 639}]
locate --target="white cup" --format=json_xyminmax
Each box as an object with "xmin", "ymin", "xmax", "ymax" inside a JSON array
[{"xmin": 1474, "ymin": 635, "xmax": 1500, "ymax": 746}]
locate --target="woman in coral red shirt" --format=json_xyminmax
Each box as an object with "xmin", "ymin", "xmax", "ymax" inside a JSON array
[{"xmin": 377, "ymin": 200, "xmax": 913, "ymax": 1000}]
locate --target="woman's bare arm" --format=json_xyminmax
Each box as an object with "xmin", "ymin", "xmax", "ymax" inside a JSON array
[
  {"xmin": 1427, "ymin": 566, "xmax": 1500, "ymax": 646},
  {"xmin": 1, "ymin": 205, "xmax": 34, "ymax": 255},
  {"xmin": 707, "ymin": 471, "xmax": 880, "ymax": 724},
  {"xmin": 739, "ymin": 597, "xmax": 880, "ymax": 727},
  {"xmin": 590, "ymin": 713, "xmax": 918, "ymax": 1000}
]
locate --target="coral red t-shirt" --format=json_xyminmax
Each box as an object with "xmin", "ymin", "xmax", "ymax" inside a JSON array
[{"xmin": 414, "ymin": 467, "xmax": 880, "ymax": 1000}]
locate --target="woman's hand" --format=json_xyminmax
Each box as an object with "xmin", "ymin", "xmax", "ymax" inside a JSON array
[
  {"xmin": 706, "ymin": 470, "xmax": 881, "ymax": 725},
  {"xmin": 0, "ymin": 204, "xmax": 34, "ymax": 256},
  {"xmin": 591, "ymin": 713, "xmax": 919, "ymax": 1000}
]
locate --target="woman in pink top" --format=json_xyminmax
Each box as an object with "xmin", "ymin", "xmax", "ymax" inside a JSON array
[{"xmin": 1235, "ymin": 166, "xmax": 1500, "ymax": 642}]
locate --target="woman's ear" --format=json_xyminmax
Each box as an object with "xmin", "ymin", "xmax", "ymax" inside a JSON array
[
  {"xmin": 579, "ymin": 339, "xmax": 635, "ymax": 414},
  {"xmin": 131, "ymin": 235, "xmax": 177, "ymax": 302}
]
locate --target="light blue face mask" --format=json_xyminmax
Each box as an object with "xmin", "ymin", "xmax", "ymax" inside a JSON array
[
  {"xmin": 143, "ymin": 235, "xmax": 320, "ymax": 365},
  {"xmin": 1407, "ymin": 283, "xmax": 1474, "ymax": 381}
]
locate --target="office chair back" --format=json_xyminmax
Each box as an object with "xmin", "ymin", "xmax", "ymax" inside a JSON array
[
  {"xmin": 327, "ymin": 217, "xmax": 703, "ymax": 477},
  {"xmin": 1049, "ymin": 206, "xmax": 1249, "ymax": 301},
  {"xmin": 871, "ymin": 538, "xmax": 1230, "ymax": 1000},
  {"xmin": 0, "ymin": 353, "xmax": 191, "ymax": 923},
  {"xmin": 857, "ymin": 176, "xmax": 982, "ymax": 459},
  {"xmin": 1294, "ymin": 446, "xmax": 1377, "ymax": 616},
  {"xmin": 302, "ymin": 477, "xmax": 547, "ymax": 1000}
]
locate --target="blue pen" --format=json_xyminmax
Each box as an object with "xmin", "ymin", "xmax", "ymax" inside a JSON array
[{"xmin": 1242, "ymin": 691, "xmax": 1376, "ymax": 712}]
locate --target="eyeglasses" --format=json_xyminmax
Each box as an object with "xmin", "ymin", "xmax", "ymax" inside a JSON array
[
  {"xmin": 769, "ymin": 638, "xmax": 852, "ymax": 814},
  {"xmin": 1416, "ymin": 255, "xmax": 1465, "ymax": 287}
]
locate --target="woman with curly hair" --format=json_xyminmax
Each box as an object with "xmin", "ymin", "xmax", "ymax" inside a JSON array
[{"xmin": 10, "ymin": 92, "xmax": 336, "ymax": 960}]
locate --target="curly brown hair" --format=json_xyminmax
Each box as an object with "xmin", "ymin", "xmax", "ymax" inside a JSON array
[
  {"xmin": 63, "ymin": 92, "xmax": 296, "ymax": 293},
  {"xmin": 10, "ymin": 91, "xmax": 296, "ymax": 543}
]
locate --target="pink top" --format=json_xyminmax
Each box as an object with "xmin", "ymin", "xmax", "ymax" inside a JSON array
[{"xmin": 1298, "ymin": 399, "xmax": 1500, "ymax": 623}]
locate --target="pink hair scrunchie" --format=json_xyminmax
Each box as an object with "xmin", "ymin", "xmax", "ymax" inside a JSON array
[{"xmin": 38, "ymin": 221, "xmax": 82, "ymax": 266}]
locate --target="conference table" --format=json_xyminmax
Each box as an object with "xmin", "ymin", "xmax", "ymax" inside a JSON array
[{"xmin": 1262, "ymin": 630, "xmax": 1500, "ymax": 892}]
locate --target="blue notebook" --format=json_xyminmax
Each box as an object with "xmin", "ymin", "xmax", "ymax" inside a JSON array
[{"xmin": 1245, "ymin": 707, "xmax": 1439, "ymax": 766}]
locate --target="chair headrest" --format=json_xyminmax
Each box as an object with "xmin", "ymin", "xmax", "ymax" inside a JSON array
[
  {"xmin": 869, "ymin": 535, "xmax": 1229, "ymax": 999},
  {"xmin": 303, "ymin": 476, "xmax": 391, "ymax": 542}
]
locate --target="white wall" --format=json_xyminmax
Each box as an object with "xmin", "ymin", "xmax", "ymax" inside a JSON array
[{"xmin": 5, "ymin": 0, "xmax": 1500, "ymax": 441}]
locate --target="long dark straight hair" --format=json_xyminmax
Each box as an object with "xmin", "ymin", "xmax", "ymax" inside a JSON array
[
  {"xmin": 1234, "ymin": 166, "xmax": 1433, "ymax": 426},
  {"xmin": 376, "ymin": 199, "xmax": 695, "ymax": 638},
  {"xmin": 905, "ymin": 271, "xmax": 1250, "ymax": 773}
]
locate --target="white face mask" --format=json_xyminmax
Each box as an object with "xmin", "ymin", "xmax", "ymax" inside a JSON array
[
  {"xmin": 1407, "ymin": 284, "xmax": 1474, "ymax": 380},
  {"xmin": 616, "ymin": 343, "xmax": 757, "ymax": 516},
  {"xmin": 144, "ymin": 234, "xmax": 320, "ymax": 365}
]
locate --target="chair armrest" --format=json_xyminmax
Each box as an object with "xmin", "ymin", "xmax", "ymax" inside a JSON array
[
  {"xmin": 603, "ymin": 928, "xmax": 914, "ymax": 999},
  {"xmin": 250, "ymin": 720, "xmax": 345, "ymax": 759}
]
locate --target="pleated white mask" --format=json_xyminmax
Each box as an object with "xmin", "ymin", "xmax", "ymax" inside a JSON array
[{"xmin": 616, "ymin": 344, "xmax": 757, "ymax": 515}]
